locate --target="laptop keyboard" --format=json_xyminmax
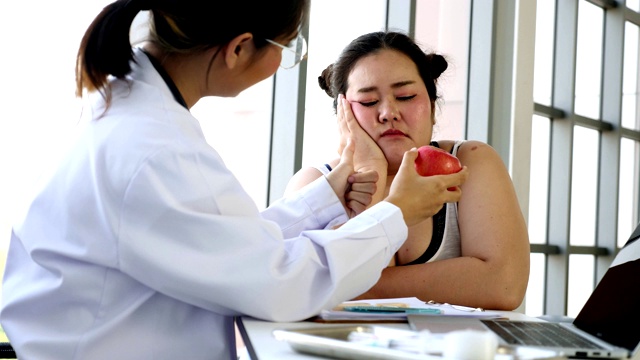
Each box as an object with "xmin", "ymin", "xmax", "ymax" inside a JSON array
[{"xmin": 480, "ymin": 320, "xmax": 604, "ymax": 349}]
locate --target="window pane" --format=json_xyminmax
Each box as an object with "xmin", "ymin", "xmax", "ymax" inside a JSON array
[
  {"xmin": 622, "ymin": 22, "xmax": 640, "ymax": 130},
  {"xmin": 192, "ymin": 80, "xmax": 273, "ymax": 209},
  {"xmin": 627, "ymin": 0, "xmax": 640, "ymax": 12},
  {"xmin": 301, "ymin": 0, "xmax": 386, "ymax": 169},
  {"xmin": 567, "ymin": 254, "xmax": 594, "ymax": 318},
  {"xmin": 528, "ymin": 116, "xmax": 551, "ymax": 245},
  {"xmin": 618, "ymin": 138, "xmax": 640, "ymax": 247},
  {"xmin": 0, "ymin": 1, "xmax": 114, "ymax": 251},
  {"xmin": 525, "ymin": 253, "xmax": 546, "ymax": 317},
  {"xmin": 533, "ymin": 0, "xmax": 555, "ymax": 106},
  {"xmin": 569, "ymin": 126, "xmax": 599, "ymax": 246},
  {"xmin": 415, "ymin": 0, "xmax": 470, "ymax": 140},
  {"xmin": 574, "ymin": 1, "xmax": 604, "ymax": 119}
]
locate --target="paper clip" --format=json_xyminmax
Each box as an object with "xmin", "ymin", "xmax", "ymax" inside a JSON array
[{"xmin": 426, "ymin": 300, "xmax": 484, "ymax": 312}]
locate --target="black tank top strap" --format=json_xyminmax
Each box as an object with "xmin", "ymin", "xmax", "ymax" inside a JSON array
[{"xmin": 403, "ymin": 204, "xmax": 446, "ymax": 266}]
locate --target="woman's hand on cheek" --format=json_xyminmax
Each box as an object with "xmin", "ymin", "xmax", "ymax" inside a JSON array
[{"xmin": 337, "ymin": 94, "xmax": 387, "ymax": 174}]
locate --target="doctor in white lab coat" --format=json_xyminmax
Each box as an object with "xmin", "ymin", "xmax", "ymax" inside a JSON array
[{"xmin": 0, "ymin": 0, "xmax": 468, "ymax": 359}]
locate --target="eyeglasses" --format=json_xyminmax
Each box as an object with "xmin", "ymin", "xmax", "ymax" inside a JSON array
[{"xmin": 266, "ymin": 32, "xmax": 308, "ymax": 69}]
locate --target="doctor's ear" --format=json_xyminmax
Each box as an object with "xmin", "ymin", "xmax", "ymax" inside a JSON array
[{"xmin": 223, "ymin": 32, "xmax": 254, "ymax": 69}]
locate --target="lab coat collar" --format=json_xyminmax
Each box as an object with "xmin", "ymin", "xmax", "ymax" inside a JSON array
[{"xmin": 137, "ymin": 49, "xmax": 188, "ymax": 109}]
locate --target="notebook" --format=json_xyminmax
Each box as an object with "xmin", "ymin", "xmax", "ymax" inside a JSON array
[{"xmin": 409, "ymin": 222, "xmax": 640, "ymax": 359}]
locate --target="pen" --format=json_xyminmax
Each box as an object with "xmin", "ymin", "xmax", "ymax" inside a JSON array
[{"xmin": 342, "ymin": 306, "xmax": 443, "ymax": 314}]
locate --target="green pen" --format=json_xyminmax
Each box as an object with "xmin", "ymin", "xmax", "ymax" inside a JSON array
[{"xmin": 342, "ymin": 306, "xmax": 443, "ymax": 314}]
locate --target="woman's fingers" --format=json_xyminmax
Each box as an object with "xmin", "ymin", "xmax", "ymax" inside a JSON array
[{"xmin": 336, "ymin": 95, "xmax": 351, "ymax": 154}]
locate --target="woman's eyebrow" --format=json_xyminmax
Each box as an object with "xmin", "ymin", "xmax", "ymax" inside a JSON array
[
  {"xmin": 356, "ymin": 80, "xmax": 416, "ymax": 94},
  {"xmin": 356, "ymin": 86, "xmax": 378, "ymax": 94},
  {"xmin": 391, "ymin": 80, "xmax": 416, "ymax": 89}
]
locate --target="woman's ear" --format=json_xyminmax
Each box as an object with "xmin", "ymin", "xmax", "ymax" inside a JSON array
[{"xmin": 223, "ymin": 32, "xmax": 254, "ymax": 70}]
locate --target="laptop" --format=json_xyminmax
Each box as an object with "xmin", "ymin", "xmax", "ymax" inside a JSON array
[{"xmin": 409, "ymin": 222, "xmax": 640, "ymax": 359}]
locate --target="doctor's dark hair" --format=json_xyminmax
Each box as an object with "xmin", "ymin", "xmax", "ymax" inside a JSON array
[
  {"xmin": 76, "ymin": 0, "xmax": 309, "ymax": 104},
  {"xmin": 318, "ymin": 31, "xmax": 448, "ymax": 118}
]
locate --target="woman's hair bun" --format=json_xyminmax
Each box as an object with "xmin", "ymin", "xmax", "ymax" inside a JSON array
[
  {"xmin": 318, "ymin": 64, "xmax": 335, "ymax": 98},
  {"xmin": 427, "ymin": 54, "xmax": 448, "ymax": 80}
]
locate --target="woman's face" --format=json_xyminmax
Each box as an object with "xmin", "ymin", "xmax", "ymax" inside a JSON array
[{"xmin": 345, "ymin": 49, "xmax": 433, "ymax": 173}]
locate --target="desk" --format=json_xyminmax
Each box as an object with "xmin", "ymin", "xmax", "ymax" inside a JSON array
[{"xmin": 237, "ymin": 311, "xmax": 536, "ymax": 360}]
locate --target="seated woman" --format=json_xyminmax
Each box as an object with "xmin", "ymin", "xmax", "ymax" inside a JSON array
[{"xmin": 286, "ymin": 31, "xmax": 530, "ymax": 310}]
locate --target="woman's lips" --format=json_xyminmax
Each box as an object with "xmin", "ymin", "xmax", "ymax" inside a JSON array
[{"xmin": 381, "ymin": 129, "xmax": 408, "ymax": 137}]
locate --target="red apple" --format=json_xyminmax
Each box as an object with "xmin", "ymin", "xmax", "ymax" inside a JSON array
[{"xmin": 414, "ymin": 145, "xmax": 462, "ymax": 179}]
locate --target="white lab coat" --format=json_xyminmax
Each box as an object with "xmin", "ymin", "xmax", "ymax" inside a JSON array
[{"xmin": 0, "ymin": 48, "xmax": 408, "ymax": 359}]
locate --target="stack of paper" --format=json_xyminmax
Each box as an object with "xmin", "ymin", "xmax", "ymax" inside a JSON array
[{"xmin": 318, "ymin": 297, "xmax": 503, "ymax": 322}]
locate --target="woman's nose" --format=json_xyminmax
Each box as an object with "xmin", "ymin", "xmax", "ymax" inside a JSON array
[{"xmin": 378, "ymin": 102, "xmax": 399, "ymax": 123}]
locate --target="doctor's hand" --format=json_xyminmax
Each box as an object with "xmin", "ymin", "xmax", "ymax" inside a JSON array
[
  {"xmin": 384, "ymin": 149, "xmax": 469, "ymax": 227},
  {"xmin": 326, "ymin": 138, "xmax": 379, "ymax": 218}
]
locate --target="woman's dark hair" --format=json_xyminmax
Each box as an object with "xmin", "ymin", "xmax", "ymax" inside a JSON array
[
  {"xmin": 318, "ymin": 31, "xmax": 448, "ymax": 117},
  {"xmin": 76, "ymin": 0, "xmax": 309, "ymax": 105}
]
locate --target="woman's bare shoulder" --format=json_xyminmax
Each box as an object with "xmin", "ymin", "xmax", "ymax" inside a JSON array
[
  {"xmin": 284, "ymin": 159, "xmax": 340, "ymax": 195},
  {"xmin": 437, "ymin": 140, "xmax": 498, "ymax": 164},
  {"xmin": 436, "ymin": 139, "xmax": 491, "ymax": 152}
]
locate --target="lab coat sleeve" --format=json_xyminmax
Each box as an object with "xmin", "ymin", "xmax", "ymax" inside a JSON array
[
  {"xmin": 117, "ymin": 147, "xmax": 408, "ymax": 321},
  {"xmin": 260, "ymin": 176, "xmax": 350, "ymax": 237}
]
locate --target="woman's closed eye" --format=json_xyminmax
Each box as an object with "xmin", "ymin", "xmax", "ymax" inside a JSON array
[
  {"xmin": 357, "ymin": 94, "xmax": 416, "ymax": 107},
  {"xmin": 359, "ymin": 100, "xmax": 378, "ymax": 107},
  {"xmin": 397, "ymin": 95, "xmax": 416, "ymax": 101}
]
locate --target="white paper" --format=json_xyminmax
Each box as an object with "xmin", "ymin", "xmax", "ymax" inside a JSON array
[{"xmin": 319, "ymin": 297, "xmax": 503, "ymax": 321}]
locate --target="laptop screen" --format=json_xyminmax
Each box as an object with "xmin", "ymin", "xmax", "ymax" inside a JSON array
[{"xmin": 573, "ymin": 228, "xmax": 640, "ymax": 351}]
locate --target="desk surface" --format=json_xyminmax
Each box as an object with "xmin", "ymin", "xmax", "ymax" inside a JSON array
[{"xmin": 237, "ymin": 311, "xmax": 535, "ymax": 360}]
